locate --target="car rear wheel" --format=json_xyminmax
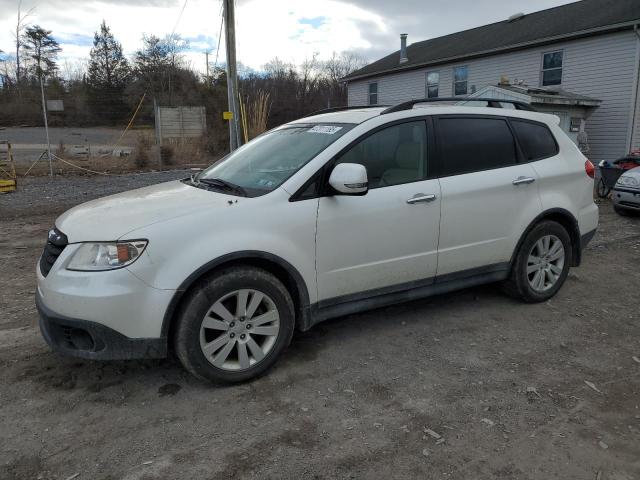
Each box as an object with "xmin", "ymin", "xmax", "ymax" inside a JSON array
[
  {"xmin": 174, "ymin": 266, "xmax": 295, "ymax": 383},
  {"xmin": 502, "ymin": 221, "xmax": 572, "ymax": 303}
]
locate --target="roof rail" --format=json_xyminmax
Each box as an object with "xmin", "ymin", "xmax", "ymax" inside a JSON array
[
  {"xmin": 381, "ymin": 97, "xmax": 536, "ymax": 114},
  {"xmin": 303, "ymin": 105, "xmax": 389, "ymax": 118}
]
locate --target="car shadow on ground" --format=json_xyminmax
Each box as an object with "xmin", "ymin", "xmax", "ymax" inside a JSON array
[{"xmin": 19, "ymin": 282, "xmax": 509, "ymax": 398}]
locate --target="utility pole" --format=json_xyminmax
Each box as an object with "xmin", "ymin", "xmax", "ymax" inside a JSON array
[
  {"xmin": 223, "ymin": 0, "xmax": 241, "ymax": 151},
  {"xmin": 205, "ymin": 50, "xmax": 210, "ymax": 84},
  {"xmin": 38, "ymin": 67, "xmax": 53, "ymax": 176}
]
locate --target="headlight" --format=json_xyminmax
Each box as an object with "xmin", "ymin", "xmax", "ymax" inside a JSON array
[
  {"xmin": 617, "ymin": 176, "xmax": 639, "ymax": 187},
  {"xmin": 67, "ymin": 241, "xmax": 148, "ymax": 271}
]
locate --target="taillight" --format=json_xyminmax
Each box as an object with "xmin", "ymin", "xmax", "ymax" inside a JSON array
[{"xmin": 585, "ymin": 159, "xmax": 595, "ymax": 179}]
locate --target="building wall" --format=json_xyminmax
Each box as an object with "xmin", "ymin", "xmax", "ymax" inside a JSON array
[
  {"xmin": 632, "ymin": 32, "xmax": 640, "ymax": 153},
  {"xmin": 348, "ymin": 31, "xmax": 640, "ymax": 162}
]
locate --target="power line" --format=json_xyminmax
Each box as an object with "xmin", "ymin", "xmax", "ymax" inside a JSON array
[
  {"xmin": 170, "ymin": 0, "xmax": 189, "ymax": 37},
  {"xmin": 213, "ymin": 1, "xmax": 224, "ymax": 71}
]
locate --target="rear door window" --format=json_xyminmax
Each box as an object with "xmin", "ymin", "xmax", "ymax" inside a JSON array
[
  {"xmin": 510, "ymin": 119, "xmax": 558, "ymax": 161},
  {"xmin": 437, "ymin": 117, "xmax": 517, "ymax": 176}
]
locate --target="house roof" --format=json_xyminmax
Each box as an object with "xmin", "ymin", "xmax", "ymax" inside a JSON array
[
  {"xmin": 343, "ymin": 0, "xmax": 640, "ymax": 82},
  {"xmin": 497, "ymin": 85, "xmax": 601, "ymax": 106},
  {"xmin": 462, "ymin": 84, "xmax": 601, "ymax": 108}
]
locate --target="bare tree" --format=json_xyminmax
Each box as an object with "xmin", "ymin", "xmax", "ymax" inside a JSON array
[
  {"xmin": 163, "ymin": 33, "xmax": 188, "ymax": 105},
  {"xmin": 0, "ymin": 49, "xmax": 7, "ymax": 88},
  {"xmin": 324, "ymin": 52, "xmax": 366, "ymax": 85},
  {"xmin": 14, "ymin": 1, "xmax": 35, "ymax": 85},
  {"xmin": 61, "ymin": 59, "xmax": 87, "ymax": 83},
  {"xmin": 298, "ymin": 53, "xmax": 322, "ymax": 109},
  {"xmin": 263, "ymin": 57, "xmax": 297, "ymax": 80}
]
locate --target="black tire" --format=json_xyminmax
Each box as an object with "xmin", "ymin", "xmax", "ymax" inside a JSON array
[
  {"xmin": 174, "ymin": 266, "xmax": 295, "ymax": 383},
  {"xmin": 614, "ymin": 205, "xmax": 629, "ymax": 216},
  {"xmin": 502, "ymin": 221, "xmax": 572, "ymax": 303},
  {"xmin": 596, "ymin": 178, "xmax": 609, "ymax": 199}
]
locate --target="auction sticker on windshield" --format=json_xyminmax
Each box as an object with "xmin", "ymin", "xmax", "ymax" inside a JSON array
[{"xmin": 309, "ymin": 125, "xmax": 343, "ymax": 135}]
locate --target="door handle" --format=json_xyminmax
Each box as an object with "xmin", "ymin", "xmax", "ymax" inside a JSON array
[
  {"xmin": 512, "ymin": 176, "xmax": 536, "ymax": 186},
  {"xmin": 407, "ymin": 193, "xmax": 437, "ymax": 204}
]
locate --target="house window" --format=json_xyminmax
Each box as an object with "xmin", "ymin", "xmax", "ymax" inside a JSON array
[
  {"xmin": 453, "ymin": 66, "xmax": 468, "ymax": 95},
  {"xmin": 570, "ymin": 117, "xmax": 581, "ymax": 132},
  {"xmin": 426, "ymin": 72, "xmax": 439, "ymax": 98},
  {"xmin": 542, "ymin": 51, "xmax": 563, "ymax": 86},
  {"xmin": 368, "ymin": 82, "xmax": 378, "ymax": 105}
]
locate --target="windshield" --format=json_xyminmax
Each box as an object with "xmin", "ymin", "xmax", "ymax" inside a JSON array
[{"xmin": 194, "ymin": 123, "xmax": 355, "ymax": 197}]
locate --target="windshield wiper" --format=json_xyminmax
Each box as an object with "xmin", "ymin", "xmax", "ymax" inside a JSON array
[{"xmin": 198, "ymin": 177, "xmax": 247, "ymax": 197}]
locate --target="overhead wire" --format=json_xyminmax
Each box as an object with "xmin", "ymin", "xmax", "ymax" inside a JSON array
[
  {"xmin": 213, "ymin": 1, "xmax": 224, "ymax": 71},
  {"xmin": 171, "ymin": 0, "xmax": 189, "ymax": 38},
  {"xmin": 110, "ymin": 0, "xmax": 189, "ymax": 165}
]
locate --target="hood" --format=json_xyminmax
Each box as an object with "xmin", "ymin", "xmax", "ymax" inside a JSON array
[
  {"xmin": 617, "ymin": 166, "xmax": 640, "ymax": 189},
  {"xmin": 620, "ymin": 165, "xmax": 640, "ymax": 179},
  {"xmin": 56, "ymin": 180, "xmax": 237, "ymax": 242}
]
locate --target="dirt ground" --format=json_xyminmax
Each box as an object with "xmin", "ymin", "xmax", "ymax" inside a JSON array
[{"xmin": 1, "ymin": 175, "xmax": 639, "ymax": 480}]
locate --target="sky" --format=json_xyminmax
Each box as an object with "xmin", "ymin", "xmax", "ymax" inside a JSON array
[{"xmin": 0, "ymin": 0, "xmax": 578, "ymax": 75}]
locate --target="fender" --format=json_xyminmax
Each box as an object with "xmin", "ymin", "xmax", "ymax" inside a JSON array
[
  {"xmin": 160, "ymin": 251, "xmax": 312, "ymax": 339},
  {"xmin": 509, "ymin": 208, "xmax": 582, "ymax": 268}
]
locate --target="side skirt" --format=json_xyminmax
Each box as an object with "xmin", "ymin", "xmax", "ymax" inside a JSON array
[{"xmin": 305, "ymin": 263, "xmax": 510, "ymax": 330}]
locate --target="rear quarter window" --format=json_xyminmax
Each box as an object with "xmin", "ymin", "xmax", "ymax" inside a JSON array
[
  {"xmin": 510, "ymin": 119, "xmax": 558, "ymax": 161},
  {"xmin": 437, "ymin": 117, "xmax": 517, "ymax": 176}
]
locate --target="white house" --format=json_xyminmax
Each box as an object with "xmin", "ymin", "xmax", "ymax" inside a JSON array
[{"xmin": 343, "ymin": 0, "xmax": 640, "ymax": 162}]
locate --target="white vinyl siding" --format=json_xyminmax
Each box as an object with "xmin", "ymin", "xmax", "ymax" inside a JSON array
[
  {"xmin": 633, "ymin": 92, "xmax": 640, "ymax": 151},
  {"xmin": 347, "ymin": 30, "xmax": 639, "ymax": 162},
  {"xmin": 631, "ymin": 35, "xmax": 640, "ymax": 152}
]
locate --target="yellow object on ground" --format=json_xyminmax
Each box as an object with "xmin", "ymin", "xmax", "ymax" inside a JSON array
[{"xmin": 0, "ymin": 140, "xmax": 17, "ymax": 193}]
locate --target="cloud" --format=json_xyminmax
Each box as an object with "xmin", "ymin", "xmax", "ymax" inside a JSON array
[{"xmin": 0, "ymin": 0, "xmax": 576, "ymax": 75}]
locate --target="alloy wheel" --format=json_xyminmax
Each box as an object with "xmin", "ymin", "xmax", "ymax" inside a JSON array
[
  {"xmin": 199, "ymin": 289, "xmax": 280, "ymax": 371},
  {"xmin": 526, "ymin": 235, "xmax": 565, "ymax": 292}
]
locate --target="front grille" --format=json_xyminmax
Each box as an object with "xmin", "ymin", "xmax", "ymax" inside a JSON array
[{"xmin": 40, "ymin": 227, "xmax": 68, "ymax": 277}]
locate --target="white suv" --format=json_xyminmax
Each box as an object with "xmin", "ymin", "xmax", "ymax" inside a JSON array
[{"xmin": 36, "ymin": 100, "xmax": 598, "ymax": 383}]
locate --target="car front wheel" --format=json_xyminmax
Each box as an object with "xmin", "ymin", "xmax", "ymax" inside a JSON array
[
  {"xmin": 174, "ymin": 266, "xmax": 295, "ymax": 383},
  {"xmin": 502, "ymin": 220, "xmax": 572, "ymax": 303}
]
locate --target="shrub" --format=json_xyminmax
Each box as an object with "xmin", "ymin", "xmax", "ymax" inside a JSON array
[
  {"xmin": 160, "ymin": 145, "xmax": 175, "ymax": 166},
  {"xmin": 133, "ymin": 134, "xmax": 150, "ymax": 169}
]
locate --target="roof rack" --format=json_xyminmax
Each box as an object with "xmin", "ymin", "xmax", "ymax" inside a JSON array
[
  {"xmin": 303, "ymin": 105, "xmax": 389, "ymax": 118},
  {"xmin": 381, "ymin": 97, "xmax": 536, "ymax": 114}
]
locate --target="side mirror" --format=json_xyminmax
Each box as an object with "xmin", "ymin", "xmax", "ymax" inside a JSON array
[{"xmin": 328, "ymin": 163, "xmax": 368, "ymax": 195}]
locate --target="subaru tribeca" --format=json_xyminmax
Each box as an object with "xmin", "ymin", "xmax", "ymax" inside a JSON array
[{"xmin": 36, "ymin": 100, "xmax": 598, "ymax": 383}]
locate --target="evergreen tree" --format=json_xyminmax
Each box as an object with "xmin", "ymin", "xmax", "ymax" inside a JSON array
[
  {"xmin": 87, "ymin": 21, "xmax": 129, "ymax": 89},
  {"xmin": 87, "ymin": 21, "xmax": 130, "ymax": 124},
  {"xmin": 21, "ymin": 25, "xmax": 61, "ymax": 80}
]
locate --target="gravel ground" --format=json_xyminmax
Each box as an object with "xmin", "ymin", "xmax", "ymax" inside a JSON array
[
  {"xmin": 0, "ymin": 175, "xmax": 639, "ymax": 480},
  {"xmin": 0, "ymin": 170, "xmax": 191, "ymax": 219}
]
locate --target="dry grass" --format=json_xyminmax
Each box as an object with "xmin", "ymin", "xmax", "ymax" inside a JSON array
[{"xmin": 243, "ymin": 90, "xmax": 271, "ymax": 141}]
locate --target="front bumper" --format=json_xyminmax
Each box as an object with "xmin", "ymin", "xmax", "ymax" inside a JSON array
[
  {"xmin": 36, "ymin": 292, "xmax": 166, "ymax": 360},
  {"xmin": 612, "ymin": 187, "xmax": 640, "ymax": 211},
  {"xmin": 581, "ymin": 229, "xmax": 596, "ymax": 249}
]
